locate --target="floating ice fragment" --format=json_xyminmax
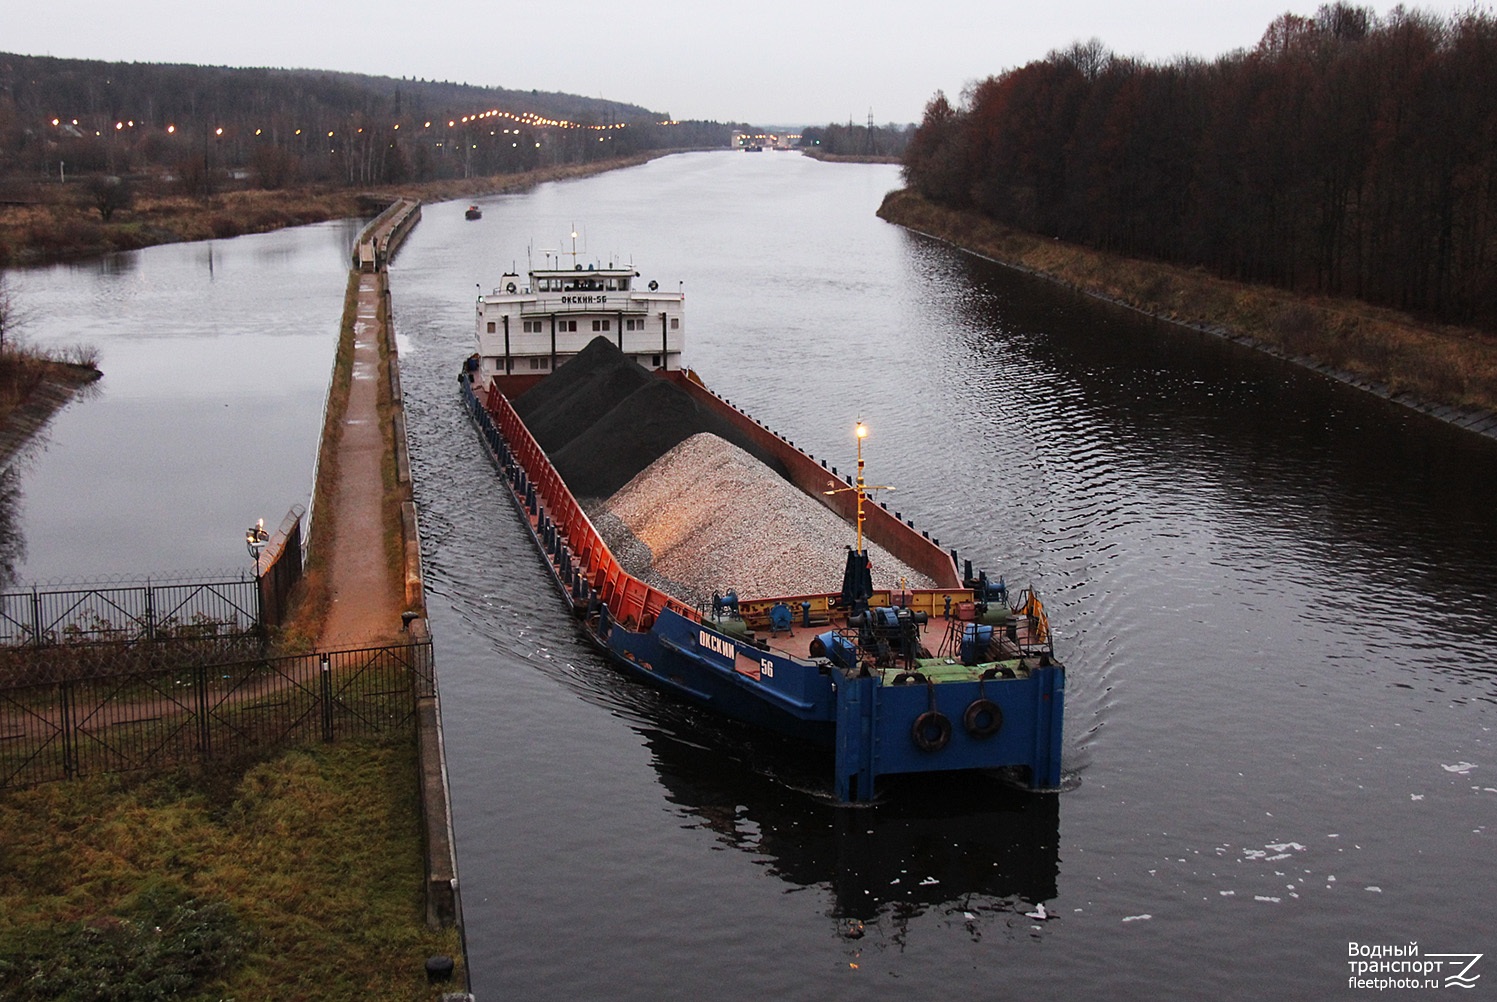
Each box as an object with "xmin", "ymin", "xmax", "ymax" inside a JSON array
[
  {"xmin": 1266, "ymin": 854, "xmax": 1291, "ymax": 862},
  {"xmin": 1254, "ymin": 896, "xmax": 1282, "ymax": 903},
  {"xmin": 1122, "ymin": 914, "xmax": 1152, "ymax": 922},
  {"xmin": 1365, "ymin": 886, "xmax": 1382, "ymax": 893},
  {"xmin": 1266, "ymin": 842, "xmax": 1305, "ymax": 853},
  {"xmin": 1219, "ymin": 890, "xmax": 1235, "ymax": 897},
  {"xmin": 1442, "ymin": 762, "xmax": 1478, "ymax": 774},
  {"xmin": 1024, "ymin": 903, "xmax": 1050, "ymax": 920},
  {"xmin": 919, "ymin": 877, "xmax": 939, "ymax": 886},
  {"xmin": 1411, "ymin": 794, "xmax": 1424, "ymax": 800}
]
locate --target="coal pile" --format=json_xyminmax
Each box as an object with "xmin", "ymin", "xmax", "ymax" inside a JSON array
[{"xmin": 512, "ymin": 336, "xmax": 784, "ymax": 499}]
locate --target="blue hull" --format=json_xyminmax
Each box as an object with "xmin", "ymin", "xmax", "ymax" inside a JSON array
[{"xmin": 462, "ymin": 374, "xmax": 1065, "ymax": 801}]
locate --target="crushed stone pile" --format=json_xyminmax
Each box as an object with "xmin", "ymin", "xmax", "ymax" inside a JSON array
[{"xmin": 590, "ymin": 433, "xmax": 936, "ymax": 606}]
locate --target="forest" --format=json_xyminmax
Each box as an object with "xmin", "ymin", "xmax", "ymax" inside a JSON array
[
  {"xmin": 901, "ymin": 4, "xmax": 1496, "ymax": 326},
  {"xmin": 0, "ymin": 55, "xmax": 736, "ymax": 190},
  {"xmin": 800, "ymin": 121, "xmax": 912, "ymax": 158}
]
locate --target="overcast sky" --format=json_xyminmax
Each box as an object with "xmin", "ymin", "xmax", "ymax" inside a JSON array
[{"xmin": 7, "ymin": 1, "xmax": 1481, "ymax": 125}]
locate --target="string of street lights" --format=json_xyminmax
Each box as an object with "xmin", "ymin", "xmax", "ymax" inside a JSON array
[{"xmin": 48, "ymin": 108, "xmax": 682, "ymax": 138}]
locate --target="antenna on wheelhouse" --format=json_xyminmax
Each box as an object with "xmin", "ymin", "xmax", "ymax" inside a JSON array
[{"xmin": 565, "ymin": 224, "xmax": 585, "ymax": 268}]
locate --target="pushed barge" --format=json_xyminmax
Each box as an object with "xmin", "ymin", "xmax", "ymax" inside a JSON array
[{"xmin": 462, "ymin": 266, "xmax": 1063, "ymax": 803}]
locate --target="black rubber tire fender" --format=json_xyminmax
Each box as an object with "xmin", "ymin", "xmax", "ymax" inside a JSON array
[
  {"xmin": 963, "ymin": 698, "xmax": 1003, "ymax": 738},
  {"xmin": 911, "ymin": 710, "xmax": 952, "ymax": 752}
]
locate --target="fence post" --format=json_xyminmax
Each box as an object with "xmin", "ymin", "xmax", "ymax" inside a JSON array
[
  {"xmin": 59, "ymin": 680, "xmax": 76, "ymax": 779},
  {"xmin": 320, "ymin": 653, "xmax": 334, "ymax": 742},
  {"xmin": 31, "ymin": 586, "xmax": 42, "ymax": 648},
  {"xmin": 144, "ymin": 580, "xmax": 156, "ymax": 641},
  {"xmin": 196, "ymin": 664, "xmax": 212, "ymax": 761}
]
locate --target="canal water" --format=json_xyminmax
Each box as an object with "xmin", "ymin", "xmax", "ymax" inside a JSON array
[
  {"xmin": 2, "ymin": 219, "xmax": 362, "ymax": 582},
  {"xmin": 11, "ymin": 151, "xmax": 1497, "ymax": 997}
]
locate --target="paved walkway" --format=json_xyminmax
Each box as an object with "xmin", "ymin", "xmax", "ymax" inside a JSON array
[{"xmin": 317, "ymin": 272, "xmax": 403, "ymax": 647}]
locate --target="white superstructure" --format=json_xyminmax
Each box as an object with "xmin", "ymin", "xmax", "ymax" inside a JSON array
[{"xmin": 473, "ymin": 260, "xmax": 685, "ymax": 385}]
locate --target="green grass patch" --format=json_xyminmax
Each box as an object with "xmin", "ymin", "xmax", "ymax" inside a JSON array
[{"xmin": 0, "ymin": 737, "xmax": 461, "ymax": 1001}]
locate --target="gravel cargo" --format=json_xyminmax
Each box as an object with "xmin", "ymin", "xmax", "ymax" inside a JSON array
[{"xmin": 589, "ymin": 433, "xmax": 936, "ymax": 606}]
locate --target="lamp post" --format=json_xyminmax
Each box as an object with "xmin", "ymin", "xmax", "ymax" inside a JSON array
[
  {"xmin": 824, "ymin": 420, "xmax": 893, "ymax": 555},
  {"xmin": 246, "ymin": 518, "xmax": 268, "ymax": 632}
]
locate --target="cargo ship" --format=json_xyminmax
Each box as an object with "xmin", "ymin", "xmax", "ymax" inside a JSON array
[{"xmin": 461, "ymin": 258, "xmax": 1064, "ymax": 802}]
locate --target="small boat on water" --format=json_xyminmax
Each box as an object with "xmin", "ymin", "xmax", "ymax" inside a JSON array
[
  {"xmin": 461, "ymin": 255, "xmax": 1065, "ymax": 802},
  {"xmin": 465, "ymin": 204, "xmax": 482, "ymax": 220}
]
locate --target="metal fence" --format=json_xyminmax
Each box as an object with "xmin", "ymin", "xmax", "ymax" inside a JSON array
[
  {"xmin": 0, "ymin": 577, "xmax": 261, "ymax": 648},
  {"xmin": 0, "ymin": 641, "xmax": 434, "ymax": 790}
]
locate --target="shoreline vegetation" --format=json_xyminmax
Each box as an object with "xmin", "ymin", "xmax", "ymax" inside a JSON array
[
  {"xmin": 0, "ymin": 738, "xmax": 462, "ymax": 1001},
  {"xmin": 878, "ymin": 188, "xmax": 1497, "ymax": 433},
  {"xmin": 0, "ymin": 152, "xmax": 673, "ymax": 267},
  {"xmin": 799, "ymin": 150, "xmax": 902, "ymax": 165},
  {"xmin": 0, "ymin": 346, "xmax": 103, "ymax": 464}
]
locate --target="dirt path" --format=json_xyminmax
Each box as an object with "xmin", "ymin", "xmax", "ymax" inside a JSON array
[{"xmin": 317, "ymin": 273, "xmax": 403, "ymax": 647}]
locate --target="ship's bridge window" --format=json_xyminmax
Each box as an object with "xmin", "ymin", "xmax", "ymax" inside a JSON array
[
  {"xmin": 670, "ymin": 318, "xmax": 680, "ymax": 330},
  {"xmin": 486, "ymin": 321, "xmax": 496, "ymax": 333}
]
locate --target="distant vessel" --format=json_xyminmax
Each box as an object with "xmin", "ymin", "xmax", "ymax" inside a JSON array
[
  {"xmin": 461, "ymin": 255, "xmax": 1065, "ymax": 803},
  {"xmin": 465, "ymin": 204, "xmax": 482, "ymax": 220}
]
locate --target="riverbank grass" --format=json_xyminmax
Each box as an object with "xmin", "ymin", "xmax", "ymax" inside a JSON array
[
  {"xmin": 878, "ymin": 189, "xmax": 1497, "ymax": 416},
  {"xmin": 0, "ymin": 154, "xmax": 669, "ymax": 266},
  {"xmin": 0, "ymin": 736, "xmax": 462, "ymax": 1001}
]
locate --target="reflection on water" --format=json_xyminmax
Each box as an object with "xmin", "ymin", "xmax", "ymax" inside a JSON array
[
  {"xmin": 0, "ymin": 466, "xmax": 26, "ymax": 589},
  {"xmin": 645, "ymin": 722, "xmax": 1060, "ymax": 923}
]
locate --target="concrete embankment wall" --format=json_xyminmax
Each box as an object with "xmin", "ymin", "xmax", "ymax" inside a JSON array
[
  {"xmin": 354, "ymin": 197, "xmax": 422, "ymax": 273},
  {"xmin": 343, "ymin": 201, "xmax": 471, "ymax": 993},
  {"xmin": 379, "ymin": 274, "xmax": 460, "ymax": 935}
]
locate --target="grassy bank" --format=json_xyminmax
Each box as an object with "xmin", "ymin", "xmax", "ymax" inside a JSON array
[
  {"xmin": 800, "ymin": 150, "xmax": 901, "ymax": 165},
  {"xmin": 0, "ymin": 153, "xmax": 671, "ymax": 266},
  {"xmin": 0, "ymin": 348, "xmax": 100, "ymax": 421},
  {"xmin": 878, "ymin": 189, "xmax": 1497, "ymax": 417},
  {"xmin": 0, "ymin": 737, "xmax": 462, "ymax": 1001}
]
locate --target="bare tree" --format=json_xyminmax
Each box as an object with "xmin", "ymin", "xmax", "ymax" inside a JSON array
[
  {"xmin": 87, "ymin": 175, "xmax": 134, "ymax": 222},
  {"xmin": 0, "ymin": 275, "xmax": 23, "ymax": 354}
]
